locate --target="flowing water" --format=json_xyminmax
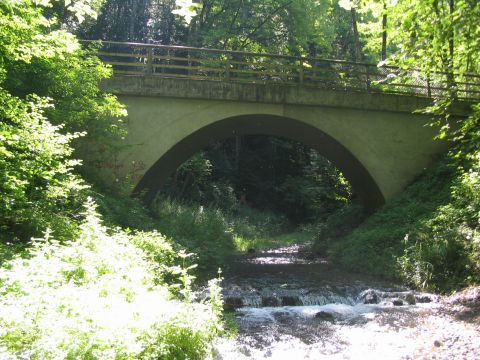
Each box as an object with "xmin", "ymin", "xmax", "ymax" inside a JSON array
[{"xmin": 208, "ymin": 244, "xmax": 479, "ymax": 359}]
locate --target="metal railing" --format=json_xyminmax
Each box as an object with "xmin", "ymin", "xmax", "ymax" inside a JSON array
[{"xmin": 83, "ymin": 40, "xmax": 480, "ymax": 101}]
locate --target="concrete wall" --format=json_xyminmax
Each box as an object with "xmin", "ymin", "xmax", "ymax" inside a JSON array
[
  {"xmin": 98, "ymin": 76, "xmax": 460, "ymax": 210},
  {"xmin": 102, "ymin": 96, "xmax": 446, "ymax": 210}
]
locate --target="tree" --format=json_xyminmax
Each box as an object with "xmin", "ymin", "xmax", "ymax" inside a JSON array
[{"xmin": 0, "ymin": 0, "xmax": 125, "ymax": 240}]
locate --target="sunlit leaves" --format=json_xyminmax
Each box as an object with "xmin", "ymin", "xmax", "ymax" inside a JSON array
[
  {"xmin": 0, "ymin": 0, "xmax": 125, "ymax": 239},
  {"xmin": 172, "ymin": 0, "xmax": 201, "ymax": 24},
  {"xmin": 0, "ymin": 90, "xmax": 87, "ymax": 237},
  {"xmin": 0, "ymin": 202, "xmax": 222, "ymax": 358}
]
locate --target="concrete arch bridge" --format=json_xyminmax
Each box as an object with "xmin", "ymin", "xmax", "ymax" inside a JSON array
[{"xmin": 91, "ymin": 41, "xmax": 477, "ymax": 212}]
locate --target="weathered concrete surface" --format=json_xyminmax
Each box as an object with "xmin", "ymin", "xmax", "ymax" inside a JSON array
[
  {"xmin": 102, "ymin": 76, "xmax": 471, "ymax": 115},
  {"xmin": 97, "ymin": 75, "xmax": 469, "ymax": 210}
]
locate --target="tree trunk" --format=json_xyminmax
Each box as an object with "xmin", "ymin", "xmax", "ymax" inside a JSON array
[
  {"xmin": 447, "ymin": 0, "xmax": 456, "ymax": 93},
  {"xmin": 351, "ymin": 6, "xmax": 367, "ymax": 89},
  {"xmin": 351, "ymin": 7, "xmax": 363, "ymax": 62},
  {"xmin": 129, "ymin": 0, "xmax": 139, "ymax": 41},
  {"xmin": 381, "ymin": 1, "xmax": 387, "ymax": 61},
  {"xmin": 235, "ymin": 135, "xmax": 241, "ymax": 172}
]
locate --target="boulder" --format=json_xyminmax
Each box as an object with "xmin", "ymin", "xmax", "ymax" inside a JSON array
[
  {"xmin": 315, "ymin": 311, "xmax": 335, "ymax": 322},
  {"xmin": 392, "ymin": 299, "xmax": 404, "ymax": 306},
  {"xmin": 359, "ymin": 289, "xmax": 379, "ymax": 304}
]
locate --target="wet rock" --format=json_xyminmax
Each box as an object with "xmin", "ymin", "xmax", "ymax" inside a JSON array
[
  {"xmin": 281, "ymin": 296, "xmax": 299, "ymax": 306},
  {"xmin": 247, "ymin": 248, "xmax": 256, "ymax": 254},
  {"xmin": 359, "ymin": 289, "xmax": 379, "ymax": 304},
  {"xmin": 405, "ymin": 293, "xmax": 417, "ymax": 305},
  {"xmin": 239, "ymin": 346, "xmax": 251, "ymax": 356},
  {"xmin": 392, "ymin": 299, "xmax": 404, "ymax": 306},
  {"xmin": 415, "ymin": 294, "xmax": 434, "ymax": 303},
  {"xmin": 315, "ymin": 311, "xmax": 335, "ymax": 322},
  {"xmin": 262, "ymin": 296, "xmax": 279, "ymax": 307},
  {"xmin": 447, "ymin": 286, "xmax": 480, "ymax": 306},
  {"xmin": 224, "ymin": 297, "xmax": 243, "ymax": 311}
]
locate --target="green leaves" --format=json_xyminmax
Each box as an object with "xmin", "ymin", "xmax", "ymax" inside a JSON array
[
  {"xmin": 0, "ymin": 0, "xmax": 125, "ymax": 240},
  {"xmin": 0, "ymin": 90, "xmax": 87, "ymax": 239},
  {"xmin": 172, "ymin": 0, "xmax": 201, "ymax": 24},
  {"xmin": 0, "ymin": 201, "xmax": 222, "ymax": 359}
]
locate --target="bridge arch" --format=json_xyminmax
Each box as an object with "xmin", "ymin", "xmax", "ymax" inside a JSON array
[{"xmin": 134, "ymin": 114, "xmax": 385, "ymax": 213}]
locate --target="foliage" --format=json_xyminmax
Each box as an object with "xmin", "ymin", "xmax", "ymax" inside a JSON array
[
  {"xmin": 0, "ymin": 89, "xmax": 87, "ymax": 242},
  {"xmin": 310, "ymin": 201, "xmax": 365, "ymax": 256},
  {"xmin": 151, "ymin": 196, "xmax": 299, "ymax": 275},
  {"xmin": 85, "ymin": 0, "xmax": 360, "ymax": 59},
  {"xmin": 0, "ymin": 0, "xmax": 125, "ymax": 240},
  {"xmin": 153, "ymin": 197, "xmax": 236, "ymax": 277},
  {"xmin": 172, "ymin": 0, "xmax": 201, "ymax": 24},
  {"xmin": 162, "ymin": 136, "xmax": 352, "ymax": 224},
  {"xmin": 389, "ymin": 0, "xmax": 480, "ymax": 74},
  {"xmin": 0, "ymin": 0, "xmax": 126, "ymax": 165},
  {"xmin": 233, "ymin": 229, "xmax": 312, "ymax": 254},
  {"xmin": 0, "ymin": 200, "xmax": 223, "ymax": 359},
  {"xmin": 329, "ymin": 143, "xmax": 480, "ymax": 291}
]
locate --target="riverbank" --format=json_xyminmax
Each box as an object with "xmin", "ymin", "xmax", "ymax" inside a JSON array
[
  {"xmin": 210, "ymin": 244, "xmax": 480, "ymax": 359},
  {"xmin": 409, "ymin": 286, "xmax": 480, "ymax": 359}
]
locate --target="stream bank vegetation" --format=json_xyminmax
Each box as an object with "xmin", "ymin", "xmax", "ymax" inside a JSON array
[
  {"xmin": 327, "ymin": 135, "xmax": 480, "ymax": 292},
  {"xmin": 1, "ymin": 0, "xmax": 479, "ymax": 357}
]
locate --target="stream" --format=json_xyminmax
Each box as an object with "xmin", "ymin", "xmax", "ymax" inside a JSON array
[{"xmin": 209, "ymin": 244, "xmax": 480, "ymax": 359}]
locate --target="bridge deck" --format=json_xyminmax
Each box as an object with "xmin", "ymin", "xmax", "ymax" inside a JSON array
[{"xmin": 83, "ymin": 40, "xmax": 480, "ymax": 101}]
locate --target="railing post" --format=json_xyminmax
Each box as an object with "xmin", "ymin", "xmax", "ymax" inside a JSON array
[
  {"xmin": 312, "ymin": 60, "xmax": 317, "ymax": 85},
  {"xmin": 299, "ymin": 58, "xmax": 304, "ymax": 84},
  {"xmin": 225, "ymin": 54, "xmax": 231, "ymax": 81},
  {"xmin": 146, "ymin": 47, "xmax": 153, "ymax": 74},
  {"xmin": 427, "ymin": 76, "xmax": 432, "ymax": 97},
  {"xmin": 365, "ymin": 65, "xmax": 370, "ymax": 91},
  {"xmin": 187, "ymin": 51, "xmax": 192, "ymax": 77}
]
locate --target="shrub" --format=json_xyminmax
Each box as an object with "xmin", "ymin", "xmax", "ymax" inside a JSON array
[
  {"xmin": 0, "ymin": 200, "xmax": 223, "ymax": 359},
  {"xmin": 152, "ymin": 197, "xmax": 236, "ymax": 277},
  {"xmin": 330, "ymin": 148, "xmax": 480, "ymax": 291},
  {"xmin": 398, "ymin": 150, "xmax": 480, "ymax": 290},
  {"xmin": 0, "ymin": 91, "xmax": 87, "ymax": 242}
]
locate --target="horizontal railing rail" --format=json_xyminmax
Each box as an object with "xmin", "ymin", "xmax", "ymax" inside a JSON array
[{"xmin": 81, "ymin": 40, "xmax": 480, "ymax": 101}]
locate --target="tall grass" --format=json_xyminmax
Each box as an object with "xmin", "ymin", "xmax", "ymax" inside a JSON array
[{"xmin": 151, "ymin": 197, "xmax": 296, "ymax": 275}]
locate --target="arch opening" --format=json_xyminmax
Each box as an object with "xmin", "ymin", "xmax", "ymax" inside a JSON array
[{"xmin": 134, "ymin": 114, "xmax": 385, "ymax": 213}]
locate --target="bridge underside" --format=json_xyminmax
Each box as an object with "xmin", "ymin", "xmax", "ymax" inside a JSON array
[{"xmin": 134, "ymin": 115, "xmax": 385, "ymax": 212}]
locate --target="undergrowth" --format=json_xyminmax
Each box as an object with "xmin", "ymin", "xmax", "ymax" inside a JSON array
[
  {"xmin": 0, "ymin": 199, "xmax": 224, "ymax": 359},
  {"xmin": 151, "ymin": 197, "xmax": 294, "ymax": 276},
  {"xmin": 328, "ymin": 150, "xmax": 480, "ymax": 292}
]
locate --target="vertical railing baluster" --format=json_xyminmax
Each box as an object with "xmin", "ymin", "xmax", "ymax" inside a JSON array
[
  {"xmin": 365, "ymin": 65, "xmax": 371, "ymax": 91},
  {"xmin": 146, "ymin": 47, "xmax": 153, "ymax": 74},
  {"xmin": 299, "ymin": 58, "xmax": 304, "ymax": 84},
  {"xmin": 427, "ymin": 74, "xmax": 432, "ymax": 97},
  {"xmin": 225, "ymin": 53, "xmax": 231, "ymax": 81}
]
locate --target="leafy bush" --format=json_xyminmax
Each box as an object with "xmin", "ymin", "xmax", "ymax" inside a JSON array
[
  {"xmin": 0, "ymin": 200, "xmax": 223, "ymax": 359},
  {"xmin": 311, "ymin": 201, "xmax": 365, "ymax": 256},
  {"xmin": 0, "ymin": 91, "xmax": 87, "ymax": 241},
  {"xmin": 151, "ymin": 197, "xmax": 297, "ymax": 275},
  {"xmin": 329, "ymin": 157, "xmax": 454, "ymax": 281},
  {"xmin": 153, "ymin": 197, "xmax": 236, "ymax": 277},
  {"xmin": 397, "ymin": 150, "xmax": 480, "ymax": 290},
  {"xmin": 329, "ymin": 146, "xmax": 480, "ymax": 291},
  {"xmin": 0, "ymin": 0, "xmax": 125, "ymax": 241},
  {"xmin": 229, "ymin": 204, "xmax": 291, "ymax": 240}
]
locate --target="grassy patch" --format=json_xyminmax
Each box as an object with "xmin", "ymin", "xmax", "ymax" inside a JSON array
[{"xmin": 233, "ymin": 230, "xmax": 312, "ymax": 252}]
